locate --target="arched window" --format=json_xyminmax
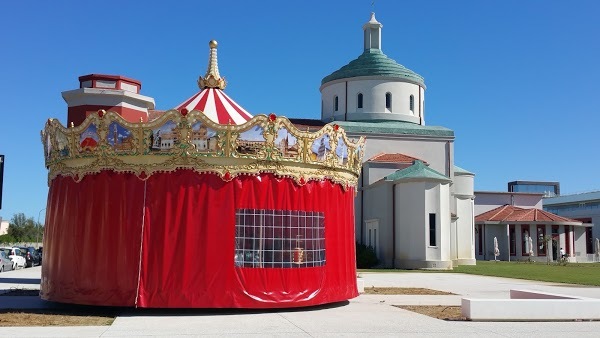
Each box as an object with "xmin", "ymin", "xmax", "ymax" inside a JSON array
[
  {"xmin": 409, "ymin": 95, "xmax": 414, "ymax": 112},
  {"xmin": 357, "ymin": 93, "xmax": 363, "ymax": 109},
  {"xmin": 385, "ymin": 92, "xmax": 392, "ymax": 110},
  {"xmin": 334, "ymin": 96, "xmax": 339, "ymax": 112}
]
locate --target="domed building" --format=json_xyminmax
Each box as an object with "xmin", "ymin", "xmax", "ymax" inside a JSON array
[{"xmin": 299, "ymin": 13, "xmax": 477, "ymax": 269}]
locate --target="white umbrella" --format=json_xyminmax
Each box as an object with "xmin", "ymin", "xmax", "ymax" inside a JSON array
[
  {"xmin": 493, "ymin": 237, "xmax": 499, "ymax": 261},
  {"xmin": 528, "ymin": 236, "xmax": 534, "ymax": 257}
]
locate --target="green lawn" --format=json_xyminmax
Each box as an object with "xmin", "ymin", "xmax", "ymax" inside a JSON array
[{"xmin": 359, "ymin": 261, "xmax": 600, "ymax": 286}]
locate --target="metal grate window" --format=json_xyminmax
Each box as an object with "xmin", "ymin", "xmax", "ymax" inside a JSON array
[{"xmin": 235, "ymin": 209, "xmax": 326, "ymax": 268}]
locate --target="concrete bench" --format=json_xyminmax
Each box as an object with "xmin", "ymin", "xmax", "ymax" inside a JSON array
[{"xmin": 462, "ymin": 289, "xmax": 600, "ymax": 321}]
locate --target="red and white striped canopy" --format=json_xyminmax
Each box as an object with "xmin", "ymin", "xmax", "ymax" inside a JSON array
[{"xmin": 175, "ymin": 88, "xmax": 253, "ymax": 125}]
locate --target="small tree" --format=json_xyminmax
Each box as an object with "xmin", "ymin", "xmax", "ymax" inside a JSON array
[
  {"xmin": 7, "ymin": 212, "xmax": 43, "ymax": 243},
  {"xmin": 356, "ymin": 242, "xmax": 379, "ymax": 268},
  {"xmin": 0, "ymin": 234, "xmax": 16, "ymax": 244}
]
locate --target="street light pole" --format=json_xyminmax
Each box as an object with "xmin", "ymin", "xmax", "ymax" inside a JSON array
[{"xmin": 37, "ymin": 208, "xmax": 46, "ymax": 246}]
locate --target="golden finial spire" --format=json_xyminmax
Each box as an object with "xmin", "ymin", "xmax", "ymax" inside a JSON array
[{"xmin": 198, "ymin": 40, "xmax": 227, "ymax": 90}]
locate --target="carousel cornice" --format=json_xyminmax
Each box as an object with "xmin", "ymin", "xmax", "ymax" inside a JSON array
[{"xmin": 41, "ymin": 110, "xmax": 365, "ymax": 188}]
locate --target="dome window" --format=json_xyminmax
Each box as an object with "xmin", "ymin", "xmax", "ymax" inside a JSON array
[
  {"xmin": 385, "ymin": 92, "xmax": 392, "ymax": 110},
  {"xmin": 357, "ymin": 93, "xmax": 363, "ymax": 109},
  {"xmin": 409, "ymin": 95, "xmax": 414, "ymax": 112},
  {"xmin": 334, "ymin": 96, "xmax": 339, "ymax": 112}
]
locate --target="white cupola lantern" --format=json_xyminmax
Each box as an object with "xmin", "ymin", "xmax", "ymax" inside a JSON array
[{"xmin": 320, "ymin": 13, "xmax": 427, "ymax": 125}]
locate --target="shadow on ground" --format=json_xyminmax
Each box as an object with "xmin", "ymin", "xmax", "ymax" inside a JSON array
[
  {"xmin": 0, "ymin": 296, "xmax": 350, "ymax": 317},
  {"xmin": 0, "ymin": 277, "xmax": 41, "ymax": 285}
]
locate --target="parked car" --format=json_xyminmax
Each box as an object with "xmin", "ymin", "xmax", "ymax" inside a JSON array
[
  {"xmin": 17, "ymin": 246, "xmax": 41, "ymax": 267},
  {"xmin": 0, "ymin": 251, "xmax": 13, "ymax": 272},
  {"xmin": 37, "ymin": 247, "xmax": 43, "ymax": 265},
  {"xmin": 0, "ymin": 247, "xmax": 26, "ymax": 270}
]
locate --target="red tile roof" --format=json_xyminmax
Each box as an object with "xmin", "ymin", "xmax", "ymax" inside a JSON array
[
  {"xmin": 368, "ymin": 153, "xmax": 426, "ymax": 164},
  {"xmin": 475, "ymin": 205, "xmax": 582, "ymax": 225}
]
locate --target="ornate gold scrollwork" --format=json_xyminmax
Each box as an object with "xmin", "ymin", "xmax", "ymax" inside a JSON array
[{"xmin": 42, "ymin": 110, "xmax": 365, "ymax": 188}]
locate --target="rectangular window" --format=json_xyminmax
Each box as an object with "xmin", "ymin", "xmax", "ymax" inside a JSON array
[
  {"xmin": 365, "ymin": 219, "xmax": 379, "ymax": 258},
  {"xmin": 234, "ymin": 209, "xmax": 325, "ymax": 268},
  {"xmin": 586, "ymin": 227, "xmax": 593, "ymax": 254},
  {"xmin": 509, "ymin": 225, "xmax": 516, "ymax": 256},
  {"xmin": 429, "ymin": 213, "xmax": 436, "ymax": 246},
  {"xmin": 521, "ymin": 225, "xmax": 530, "ymax": 256},
  {"xmin": 477, "ymin": 224, "xmax": 483, "ymax": 255},
  {"xmin": 537, "ymin": 225, "xmax": 546, "ymax": 256},
  {"xmin": 385, "ymin": 93, "xmax": 392, "ymax": 110},
  {"xmin": 373, "ymin": 228, "xmax": 377, "ymax": 253}
]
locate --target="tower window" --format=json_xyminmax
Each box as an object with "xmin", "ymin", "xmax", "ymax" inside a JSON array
[
  {"xmin": 334, "ymin": 96, "xmax": 339, "ymax": 112},
  {"xmin": 429, "ymin": 213, "xmax": 436, "ymax": 246},
  {"xmin": 385, "ymin": 92, "xmax": 392, "ymax": 110},
  {"xmin": 409, "ymin": 95, "xmax": 414, "ymax": 112},
  {"xmin": 357, "ymin": 93, "xmax": 363, "ymax": 109}
]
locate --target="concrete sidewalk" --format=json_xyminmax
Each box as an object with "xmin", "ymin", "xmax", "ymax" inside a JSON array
[{"xmin": 2, "ymin": 267, "xmax": 600, "ymax": 336}]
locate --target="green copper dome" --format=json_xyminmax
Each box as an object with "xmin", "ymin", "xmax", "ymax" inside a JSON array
[{"xmin": 321, "ymin": 49, "xmax": 425, "ymax": 87}]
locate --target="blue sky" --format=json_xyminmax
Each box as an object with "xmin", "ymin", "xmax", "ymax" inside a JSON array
[{"xmin": 1, "ymin": 0, "xmax": 599, "ymax": 222}]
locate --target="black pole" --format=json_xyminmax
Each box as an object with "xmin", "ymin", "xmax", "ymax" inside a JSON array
[{"xmin": 0, "ymin": 154, "xmax": 4, "ymax": 210}]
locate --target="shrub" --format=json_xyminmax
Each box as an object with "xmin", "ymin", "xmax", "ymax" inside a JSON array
[
  {"xmin": 356, "ymin": 242, "xmax": 379, "ymax": 268},
  {"xmin": 0, "ymin": 234, "xmax": 16, "ymax": 244}
]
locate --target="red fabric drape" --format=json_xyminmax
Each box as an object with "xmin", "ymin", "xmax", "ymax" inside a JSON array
[
  {"xmin": 41, "ymin": 171, "xmax": 357, "ymax": 308},
  {"xmin": 41, "ymin": 171, "xmax": 144, "ymax": 306}
]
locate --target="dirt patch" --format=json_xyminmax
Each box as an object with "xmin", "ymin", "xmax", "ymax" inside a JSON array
[
  {"xmin": 395, "ymin": 305, "xmax": 466, "ymax": 321},
  {"xmin": 364, "ymin": 287, "xmax": 455, "ymax": 295},
  {"xmin": 0, "ymin": 290, "xmax": 117, "ymax": 327},
  {"xmin": 0, "ymin": 311, "xmax": 115, "ymax": 327}
]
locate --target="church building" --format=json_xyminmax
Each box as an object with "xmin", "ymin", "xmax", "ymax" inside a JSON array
[{"xmin": 308, "ymin": 13, "xmax": 477, "ymax": 269}]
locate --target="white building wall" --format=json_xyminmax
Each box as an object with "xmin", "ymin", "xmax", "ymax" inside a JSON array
[
  {"xmin": 453, "ymin": 172, "xmax": 476, "ymax": 265},
  {"xmin": 455, "ymin": 197, "xmax": 476, "ymax": 264},
  {"xmin": 321, "ymin": 82, "xmax": 346, "ymax": 122},
  {"xmin": 475, "ymin": 192, "xmax": 543, "ymax": 215},
  {"xmin": 573, "ymin": 226, "xmax": 587, "ymax": 261},
  {"xmin": 360, "ymin": 137, "xmax": 450, "ymax": 177},
  {"xmin": 362, "ymin": 183, "xmax": 393, "ymax": 267},
  {"xmin": 392, "ymin": 181, "xmax": 452, "ymax": 269},
  {"xmin": 423, "ymin": 182, "xmax": 452, "ymax": 268},
  {"xmin": 420, "ymin": 86, "xmax": 425, "ymax": 124},
  {"xmin": 364, "ymin": 166, "xmax": 401, "ymax": 185},
  {"xmin": 321, "ymin": 78, "xmax": 422, "ymax": 124},
  {"xmin": 481, "ymin": 224, "xmax": 508, "ymax": 261},
  {"xmin": 454, "ymin": 174, "xmax": 474, "ymax": 197},
  {"xmin": 0, "ymin": 218, "xmax": 9, "ymax": 236},
  {"xmin": 395, "ymin": 182, "xmax": 426, "ymax": 265}
]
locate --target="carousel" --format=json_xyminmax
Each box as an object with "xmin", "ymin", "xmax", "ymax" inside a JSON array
[{"xmin": 40, "ymin": 41, "xmax": 365, "ymax": 308}]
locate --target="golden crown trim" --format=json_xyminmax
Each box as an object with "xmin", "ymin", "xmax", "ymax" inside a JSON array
[{"xmin": 41, "ymin": 111, "xmax": 366, "ymax": 188}]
